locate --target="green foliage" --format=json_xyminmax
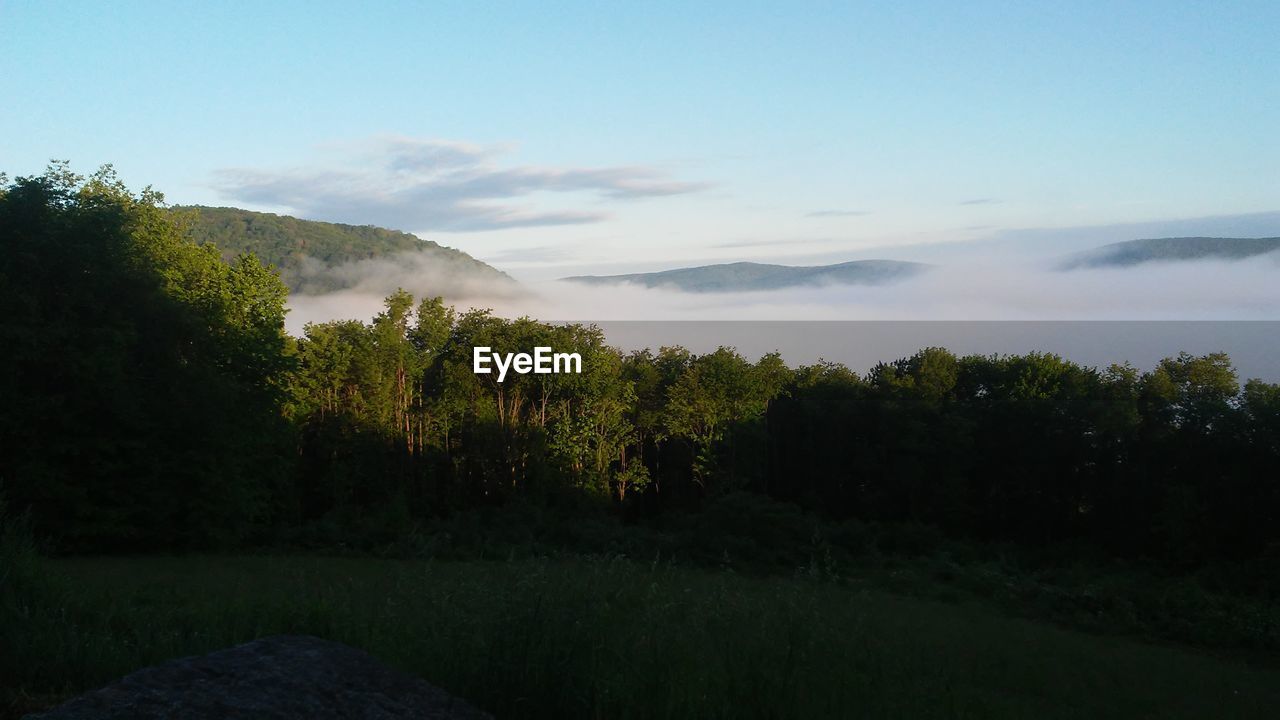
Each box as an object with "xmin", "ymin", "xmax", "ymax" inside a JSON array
[
  {"xmin": 289, "ymin": 299, "xmax": 653, "ymax": 519},
  {"xmin": 662, "ymin": 348, "xmax": 779, "ymax": 491},
  {"xmin": 773, "ymin": 346, "xmax": 1280, "ymax": 569},
  {"xmin": 282, "ymin": 298, "xmax": 1280, "ymax": 578},
  {"xmin": 178, "ymin": 205, "xmax": 511, "ymax": 294},
  {"xmin": 0, "ymin": 164, "xmax": 293, "ymax": 550}
]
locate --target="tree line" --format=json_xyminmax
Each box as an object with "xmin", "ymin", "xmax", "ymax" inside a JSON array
[{"xmin": 3, "ymin": 166, "xmax": 1277, "ymax": 576}]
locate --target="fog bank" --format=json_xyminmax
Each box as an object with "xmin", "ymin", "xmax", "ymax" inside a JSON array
[{"xmin": 286, "ymin": 253, "xmax": 1280, "ymax": 334}]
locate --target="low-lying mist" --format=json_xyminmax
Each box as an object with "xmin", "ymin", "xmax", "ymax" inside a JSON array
[
  {"xmin": 285, "ymin": 252, "xmax": 1280, "ymax": 334},
  {"xmin": 286, "ymin": 249, "xmax": 525, "ymax": 330}
]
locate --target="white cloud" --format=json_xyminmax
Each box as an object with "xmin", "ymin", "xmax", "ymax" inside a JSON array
[{"xmin": 214, "ymin": 137, "xmax": 707, "ymax": 233}]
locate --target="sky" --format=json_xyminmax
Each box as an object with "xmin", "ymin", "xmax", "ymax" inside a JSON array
[{"xmin": 3, "ymin": 0, "xmax": 1279, "ymax": 281}]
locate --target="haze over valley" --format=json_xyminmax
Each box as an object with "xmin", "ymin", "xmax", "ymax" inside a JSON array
[
  {"xmin": 181, "ymin": 206, "xmax": 1280, "ymax": 380},
  {"xmin": 196, "ymin": 206, "xmax": 1280, "ymax": 332}
]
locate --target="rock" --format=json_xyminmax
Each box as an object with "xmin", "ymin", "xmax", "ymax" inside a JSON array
[{"xmin": 24, "ymin": 635, "xmax": 491, "ymax": 719}]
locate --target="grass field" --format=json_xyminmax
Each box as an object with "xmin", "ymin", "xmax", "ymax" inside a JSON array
[{"xmin": 5, "ymin": 551, "xmax": 1279, "ymax": 719}]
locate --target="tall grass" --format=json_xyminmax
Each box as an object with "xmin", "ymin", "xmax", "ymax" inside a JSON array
[
  {"xmin": 5, "ymin": 545, "xmax": 1280, "ymax": 719},
  {"xmin": 2, "ymin": 502, "xmax": 68, "ymax": 717},
  {"xmin": 285, "ymin": 496, "xmax": 1279, "ymax": 657}
]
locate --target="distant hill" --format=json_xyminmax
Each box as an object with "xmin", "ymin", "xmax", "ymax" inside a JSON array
[
  {"xmin": 1060, "ymin": 237, "xmax": 1280, "ymax": 270},
  {"xmin": 562, "ymin": 260, "xmax": 927, "ymax": 292},
  {"xmin": 176, "ymin": 206, "xmax": 515, "ymax": 295}
]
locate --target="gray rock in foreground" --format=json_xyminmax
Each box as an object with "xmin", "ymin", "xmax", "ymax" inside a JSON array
[{"xmin": 25, "ymin": 635, "xmax": 491, "ymax": 720}]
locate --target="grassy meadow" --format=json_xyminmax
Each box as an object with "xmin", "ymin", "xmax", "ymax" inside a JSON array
[{"xmin": 5, "ymin": 545, "xmax": 1280, "ymax": 719}]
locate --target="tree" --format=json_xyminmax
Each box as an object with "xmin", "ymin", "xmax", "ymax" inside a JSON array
[
  {"xmin": 0, "ymin": 164, "xmax": 292, "ymax": 549},
  {"xmin": 663, "ymin": 347, "xmax": 778, "ymax": 494}
]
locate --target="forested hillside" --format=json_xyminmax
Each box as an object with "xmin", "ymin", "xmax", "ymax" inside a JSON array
[
  {"xmin": 564, "ymin": 259, "xmax": 926, "ymax": 291},
  {"xmin": 177, "ymin": 205, "xmax": 513, "ymax": 294},
  {"xmin": 1061, "ymin": 236, "xmax": 1280, "ymax": 269}
]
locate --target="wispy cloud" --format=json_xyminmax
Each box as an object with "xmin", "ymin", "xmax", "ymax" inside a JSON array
[
  {"xmin": 382, "ymin": 137, "xmax": 499, "ymax": 172},
  {"xmin": 481, "ymin": 245, "xmax": 578, "ymax": 264},
  {"xmin": 960, "ymin": 198, "xmax": 1000, "ymax": 205},
  {"xmin": 807, "ymin": 209, "xmax": 871, "ymax": 217},
  {"xmin": 214, "ymin": 137, "xmax": 708, "ymax": 233}
]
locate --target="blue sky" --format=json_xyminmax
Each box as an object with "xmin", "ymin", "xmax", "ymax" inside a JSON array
[{"xmin": 3, "ymin": 1, "xmax": 1278, "ymax": 277}]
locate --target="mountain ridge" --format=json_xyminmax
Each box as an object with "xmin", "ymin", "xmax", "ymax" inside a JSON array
[
  {"xmin": 1059, "ymin": 236, "xmax": 1280, "ymax": 270},
  {"xmin": 175, "ymin": 205, "xmax": 514, "ymax": 295},
  {"xmin": 562, "ymin": 260, "xmax": 928, "ymax": 293}
]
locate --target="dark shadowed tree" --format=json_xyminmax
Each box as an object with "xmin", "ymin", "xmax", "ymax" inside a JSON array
[{"xmin": 0, "ymin": 164, "xmax": 293, "ymax": 550}]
